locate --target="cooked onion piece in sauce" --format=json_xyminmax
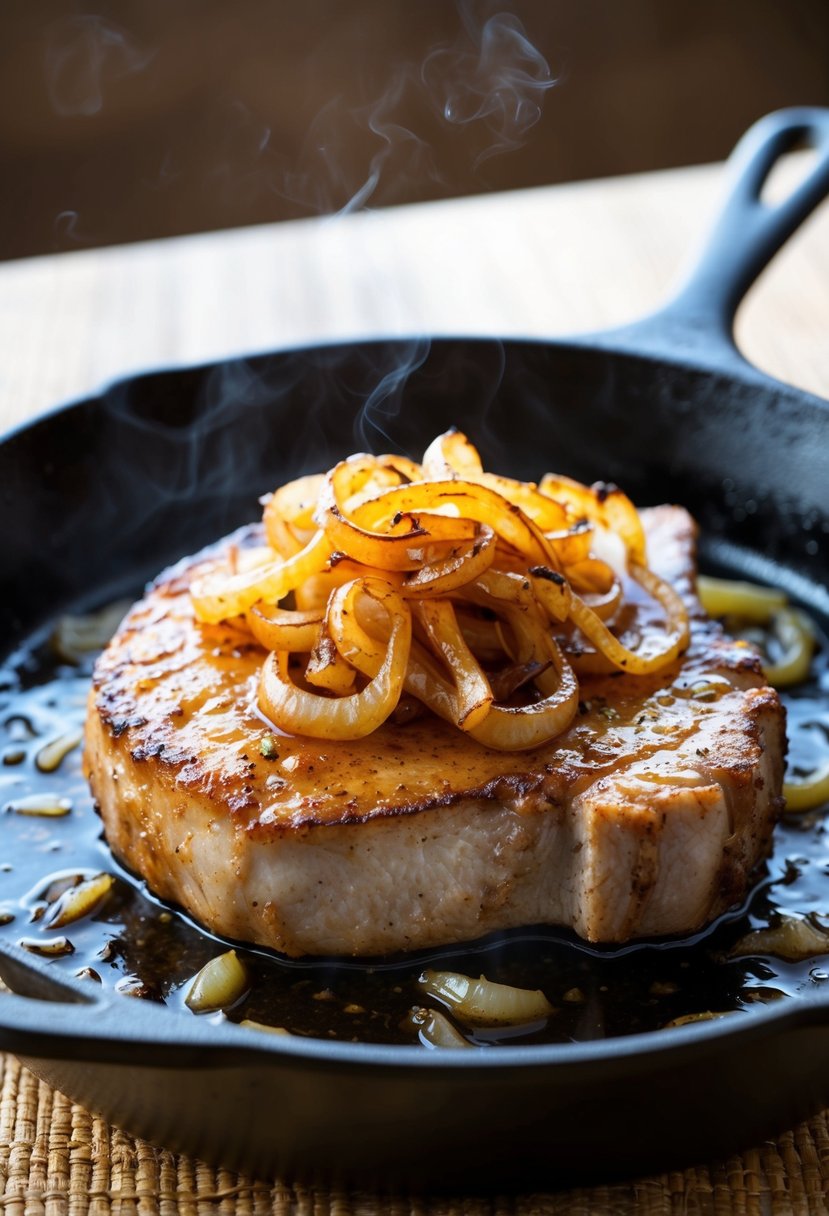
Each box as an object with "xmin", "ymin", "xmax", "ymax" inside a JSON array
[
  {"xmin": 418, "ymin": 969, "xmax": 555, "ymax": 1026},
  {"xmin": 729, "ymin": 914, "xmax": 829, "ymax": 963},
  {"xmin": 18, "ymin": 935, "xmax": 75, "ymax": 957},
  {"xmin": 763, "ymin": 608, "xmax": 816, "ymax": 687},
  {"xmin": 784, "ymin": 762, "xmax": 829, "ymax": 813},
  {"xmin": 185, "ymin": 950, "xmax": 249, "ymax": 1013},
  {"xmin": 239, "ymin": 1019, "xmax": 292, "ymax": 1037},
  {"xmin": 697, "ymin": 574, "xmax": 824, "ymax": 810},
  {"xmin": 663, "ymin": 1011, "xmax": 733, "ymax": 1029},
  {"xmin": 190, "ymin": 431, "xmax": 690, "ymax": 750},
  {"xmin": 405, "ymin": 1006, "xmax": 473, "ymax": 1049},
  {"xmin": 35, "ymin": 730, "xmax": 83, "ymax": 774},
  {"xmin": 51, "ymin": 601, "xmax": 132, "ymax": 665},
  {"xmin": 7, "ymin": 793, "xmax": 72, "ymax": 817},
  {"xmin": 45, "ymin": 872, "xmax": 114, "ymax": 929},
  {"xmin": 697, "ymin": 575, "xmax": 815, "ymax": 687},
  {"xmin": 696, "ymin": 576, "xmax": 787, "ymax": 622}
]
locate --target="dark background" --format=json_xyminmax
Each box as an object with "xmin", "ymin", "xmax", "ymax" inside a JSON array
[{"xmin": 2, "ymin": 0, "xmax": 828, "ymax": 261}]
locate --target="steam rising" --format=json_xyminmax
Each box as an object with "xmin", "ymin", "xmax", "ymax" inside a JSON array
[
  {"xmin": 44, "ymin": 7, "xmax": 556, "ymax": 233},
  {"xmin": 40, "ymin": 6, "xmax": 558, "ymax": 536},
  {"xmin": 85, "ymin": 339, "xmax": 515, "ymax": 573},
  {"xmin": 289, "ymin": 7, "xmax": 556, "ymax": 215},
  {"xmin": 327, "ymin": 82, "xmax": 437, "ymax": 218},
  {"xmin": 424, "ymin": 11, "xmax": 555, "ymax": 165},
  {"xmin": 54, "ymin": 210, "xmax": 82, "ymax": 244},
  {"xmin": 45, "ymin": 15, "xmax": 153, "ymax": 118},
  {"xmin": 353, "ymin": 339, "xmax": 433, "ymax": 448}
]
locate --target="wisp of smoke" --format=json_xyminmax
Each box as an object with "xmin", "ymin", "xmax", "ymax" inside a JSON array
[
  {"xmin": 276, "ymin": 4, "xmax": 556, "ymax": 216},
  {"xmin": 45, "ymin": 14, "xmax": 154, "ymax": 118},
  {"xmin": 423, "ymin": 10, "xmax": 555, "ymax": 165},
  {"xmin": 353, "ymin": 339, "xmax": 433, "ymax": 449},
  {"xmin": 40, "ymin": 5, "xmax": 557, "ymax": 504}
]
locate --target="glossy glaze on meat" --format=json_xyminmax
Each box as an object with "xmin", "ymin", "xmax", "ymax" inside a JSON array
[{"xmin": 84, "ymin": 507, "xmax": 785, "ymax": 956}]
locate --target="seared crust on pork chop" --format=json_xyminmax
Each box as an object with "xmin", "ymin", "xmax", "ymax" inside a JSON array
[{"xmin": 84, "ymin": 506, "xmax": 785, "ymax": 957}]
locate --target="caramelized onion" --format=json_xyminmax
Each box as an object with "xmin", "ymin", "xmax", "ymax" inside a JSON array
[
  {"xmin": 539, "ymin": 473, "xmax": 647, "ymax": 566},
  {"xmin": 402, "ymin": 526, "xmax": 497, "ymax": 598},
  {"xmin": 239, "ymin": 1019, "xmax": 292, "ymax": 1036},
  {"xmin": 580, "ymin": 577, "xmax": 623, "ymax": 620},
  {"xmin": 413, "ymin": 600, "xmax": 493, "ymax": 730},
  {"xmin": 664, "ymin": 1011, "xmax": 732, "ymax": 1029},
  {"xmin": 35, "ymin": 730, "xmax": 83, "ymax": 774},
  {"xmin": 421, "ymin": 429, "xmax": 483, "ymax": 480},
  {"xmin": 566, "ymin": 564, "xmax": 690, "ymax": 675},
  {"xmin": 191, "ymin": 430, "xmax": 691, "ymax": 748},
  {"xmin": 247, "ymin": 604, "xmax": 323, "ymax": 652},
  {"xmin": 764, "ymin": 608, "xmax": 815, "ymax": 688},
  {"xmin": 315, "ymin": 460, "xmax": 478, "ymax": 571},
  {"xmin": 259, "ymin": 580, "xmax": 411, "ymax": 739},
  {"xmin": 304, "ymin": 628, "xmax": 358, "ymax": 694},
  {"xmin": 696, "ymin": 578, "xmax": 823, "ymax": 807},
  {"xmin": 192, "ymin": 531, "xmax": 330, "ymax": 623},
  {"xmin": 351, "ymin": 479, "xmax": 556, "ymax": 568},
  {"xmin": 294, "ymin": 561, "xmax": 404, "ymax": 611},
  {"xmin": 264, "ymin": 473, "xmax": 325, "ymax": 536},
  {"xmin": 46, "ymin": 873, "xmax": 114, "ymax": 928}
]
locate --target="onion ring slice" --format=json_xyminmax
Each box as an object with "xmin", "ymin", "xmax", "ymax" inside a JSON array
[
  {"xmin": 467, "ymin": 627, "xmax": 578, "ymax": 751},
  {"xmin": 259, "ymin": 579, "xmax": 411, "ymax": 739},
  {"xmin": 247, "ymin": 604, "xmax": 323, "ymax": 652},
  {"xmin": 353, "ymin": 480, "xmax": 558, "ymax": 569},
  {"xmin": 402, "ymin": 526, "xmax": 497, "ymax": 598},
  {"xmin": 567, "ymin": 563, "xmax": 689, "ymax": 675},
  {"xmin": 305, "ymin": 629, "xmax": 358, "ymax": 694},
  {"xmin": 421, "ymin": 430, "xmax": 484, "ymax": 479},
  {"xmin": 315, "ymin": 463, "xmax": 478, "ymax": 571},
  {"xmin": 413, "ymin": 601, "xmax": 493, "ymax": 730},
  {"xmin": 539, "ymin": 473, "xmax": 647, "ymax": 566},
  {"xmin": 192, "ymin": 530, "xmax": 331, "ymax": 624}
]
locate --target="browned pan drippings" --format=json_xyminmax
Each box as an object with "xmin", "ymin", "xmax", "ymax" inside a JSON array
[{"xmin": 1, "ymin": 583, "xmax": 826, "ymax": 1048}]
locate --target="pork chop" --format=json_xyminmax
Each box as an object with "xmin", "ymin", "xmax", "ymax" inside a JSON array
[{"xmin": 84, "ymin": 505, "xmax": 785, "ymax": 957}]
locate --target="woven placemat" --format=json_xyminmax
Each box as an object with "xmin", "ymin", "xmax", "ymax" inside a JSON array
[{"xmin": 1, "ymin": 1053, "xmax": 828, "ymax": 1216}]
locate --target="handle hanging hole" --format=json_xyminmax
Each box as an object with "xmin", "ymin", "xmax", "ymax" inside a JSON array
[{"xmin": 760, "ymin": 144, "xmax": 821, "ymax": 207}]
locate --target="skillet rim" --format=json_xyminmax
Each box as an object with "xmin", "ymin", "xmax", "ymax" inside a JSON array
[
  {"xmin": 1, "ymin": 332, "xmax": 829, "ymax": 1075},
  {"xmin": 2, "ymin": 938, "xmax": 829, "ymax": 1071},
  {"xmin": 2, "ymin": 325, "xmax": 827, "ymax": 455}
]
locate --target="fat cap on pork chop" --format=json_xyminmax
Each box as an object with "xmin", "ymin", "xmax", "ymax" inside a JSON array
[{"xmin": 84, "ymin": 506, "xmax": 785, "ymax": 957}]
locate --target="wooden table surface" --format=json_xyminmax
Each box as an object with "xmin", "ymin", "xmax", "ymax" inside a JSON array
[{"xmin": 1, "ymin": 156, "xmax": 828, "ymax": 1214}]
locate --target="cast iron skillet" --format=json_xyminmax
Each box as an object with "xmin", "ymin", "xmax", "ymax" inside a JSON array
[{"xmin": 1, "ymin": 108, "xmax": 829, "ymax": 1191}]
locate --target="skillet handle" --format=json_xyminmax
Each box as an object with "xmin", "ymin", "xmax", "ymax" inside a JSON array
[{"xmin": 617, "ymin": 107, "xmax": 829, "ymax": 363}]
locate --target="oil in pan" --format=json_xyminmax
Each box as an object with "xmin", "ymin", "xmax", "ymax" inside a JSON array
[{"xmin": 1, "ymin": 582, "xmax": 828, "ymax": 1049}]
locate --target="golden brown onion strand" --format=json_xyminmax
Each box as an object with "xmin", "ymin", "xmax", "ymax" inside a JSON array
[{"xmin": 192, "ymin": 430, "xmax": 692, "ymax": 750}]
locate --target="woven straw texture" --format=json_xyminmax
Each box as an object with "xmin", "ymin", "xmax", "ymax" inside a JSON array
[{"xmin": 1, "ymin": 1054, "xmax": 828, "ymax": 1216}]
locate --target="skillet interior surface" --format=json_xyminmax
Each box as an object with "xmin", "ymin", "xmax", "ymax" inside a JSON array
[
  {"xmin": 1, "ymin": 333, "xmax": 828, "ymax": 1189},
  {"xmin": 2, "ymin": 107, "xmax": 829, "ymax": 1188},
  {"xmin": 3, "ymin": 332, "xmax": 827, "ymax": 649}
]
